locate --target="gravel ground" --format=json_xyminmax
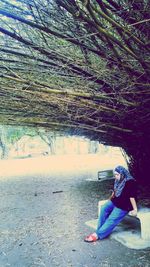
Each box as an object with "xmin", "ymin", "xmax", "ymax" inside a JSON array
[{"xmin": 0, "ymin": 157, "xmax": 150, "ymax": 267}]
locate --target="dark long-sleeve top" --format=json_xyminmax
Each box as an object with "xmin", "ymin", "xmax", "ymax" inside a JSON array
[{"xmin": 111, "ymin": 180, "xmax": 137, "ymax": 211}]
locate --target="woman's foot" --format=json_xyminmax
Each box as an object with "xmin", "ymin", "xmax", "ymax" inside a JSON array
[{"xmin": 84, "ymin": 233, "xmax": 98, "ymax": 242}]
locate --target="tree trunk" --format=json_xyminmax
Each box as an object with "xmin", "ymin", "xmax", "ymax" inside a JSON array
[
  {"xmin": 125, "ymin": 137, "xmax": 150, "ymax": 185},
  {"xmin": 0, "ymin": 127, "xmax": 9, "ymax": 159}
]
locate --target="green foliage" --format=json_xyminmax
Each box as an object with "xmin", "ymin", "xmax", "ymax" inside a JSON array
[{"xmin": 5, "ymin": 126, "xmax": 37, "ymax": 144}]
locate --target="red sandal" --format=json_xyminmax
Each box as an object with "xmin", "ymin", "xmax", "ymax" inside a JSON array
[{"xmin": 84, "ymin": 233, "xmax": 98, "ymax": 242}]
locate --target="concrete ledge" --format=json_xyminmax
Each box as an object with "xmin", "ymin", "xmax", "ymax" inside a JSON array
[{"xmin": 98, "ymin": 199, "xmax": 150, "ymax": 240}]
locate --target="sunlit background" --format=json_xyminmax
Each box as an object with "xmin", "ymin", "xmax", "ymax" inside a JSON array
[{"xmin": 0, "ymin": 125, "xmax": 127, "ymax": 178}]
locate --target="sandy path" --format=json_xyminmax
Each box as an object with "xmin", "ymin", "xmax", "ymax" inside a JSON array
[{"xmin": 0, "ymin": 154, "xmax": 127, "ymax": 178}]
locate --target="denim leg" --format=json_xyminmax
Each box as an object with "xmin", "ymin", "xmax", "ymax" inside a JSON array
[
  {"xmin": 96, "ymin": 206, "xmax": 128, "ymax": 239},
  {"xmin": 97, "ymin": 200, "xmax": 115, "ymax": 230}
]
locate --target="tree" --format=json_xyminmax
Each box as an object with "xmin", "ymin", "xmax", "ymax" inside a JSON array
[
  {"xmin": 36, "ymin": 128, "xmax": 56, "ymax": 154},
  {"xmin": 0, "ymin": 126, "xmax": 9, "ymax": 159},
  {"xmin": 0, "ymin": 125, "xmax": 38, "ymax": 158},
  {"xmin": 0, "ymin": 0, "xmax": 149, "ymax": 182}
]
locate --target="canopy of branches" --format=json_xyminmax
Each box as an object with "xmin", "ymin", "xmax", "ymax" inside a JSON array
[{"xmin": 0, "ymin": 0, "xmax": 150, "ymax": 150}]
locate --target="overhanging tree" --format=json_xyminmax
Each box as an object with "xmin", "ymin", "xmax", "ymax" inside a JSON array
[{"xmin": 0, "ymin": 0, "xmax": 150, "ymax": 182}]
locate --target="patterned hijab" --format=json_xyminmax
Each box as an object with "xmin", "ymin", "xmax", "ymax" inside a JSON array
[{"xmin": 114, "ymin": 166, "xmax": 134, "ymax": 197}]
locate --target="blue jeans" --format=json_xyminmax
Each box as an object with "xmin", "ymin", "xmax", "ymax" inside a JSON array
[{"xmin": 96, "ymin": 200, "xmax": 128, "ymax": 239}]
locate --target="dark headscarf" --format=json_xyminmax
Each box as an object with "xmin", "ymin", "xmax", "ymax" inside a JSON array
[{"xmin": 114, "ymin": 166, "xmax": 134, "ymax": 197}]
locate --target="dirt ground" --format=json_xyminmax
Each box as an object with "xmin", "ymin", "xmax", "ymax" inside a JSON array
[{"xmin": 0, "ymin": 156, "xmax": 150, "ymax": 267}]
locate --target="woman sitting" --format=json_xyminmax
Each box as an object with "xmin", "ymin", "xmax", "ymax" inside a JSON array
[{"xmin": 84, "ymin": 165, "xmax": 137, "ymax": 242}]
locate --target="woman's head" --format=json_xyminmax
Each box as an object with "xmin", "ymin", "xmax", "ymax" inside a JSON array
[
  {"xmin": 113, "ymin": 166, "xmax": 134, "ymax": 197},
  {"xmin": 114, "ymin": 166, "xmax": 130, "ymax": 181}
]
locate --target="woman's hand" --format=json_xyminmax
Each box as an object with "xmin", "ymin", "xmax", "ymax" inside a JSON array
[
  {"xmin": 129, "ymin": 198, "xmax": 138, "ymax": 216},
  {"xmin": 129, "ymin": 209, "xmax": 137, "ymax": 217}
]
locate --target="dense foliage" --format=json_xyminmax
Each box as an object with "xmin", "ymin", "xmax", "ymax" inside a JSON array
[{"xmin": 0, "ymin": 0, "xmax": 150, "ymax": 181}]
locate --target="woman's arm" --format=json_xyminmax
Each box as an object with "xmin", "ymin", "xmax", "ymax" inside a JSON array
[
  {"xmin": 109, "ymin": 190, "xmax": 115, "ymax": 200},
  {"xmin": 129, "ymin": 197, "xmax": 138, "ymax": 216}
]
